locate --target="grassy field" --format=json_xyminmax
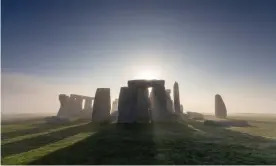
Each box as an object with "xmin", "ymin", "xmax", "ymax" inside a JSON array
[{"xmin": 1, "ymin": 114, "xmax": 276, "ymax": 165}]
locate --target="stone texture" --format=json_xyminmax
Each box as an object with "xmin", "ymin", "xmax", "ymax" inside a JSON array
[
  {"xmin": 150, "ymin": 84, "xmax": 169, "ymax": 122},
  {"xmin": 165, "ymin": 89, "xmax": 174, "ymax": 113},
  {"xmin": 173, "ymin": 82, "xmax": 181, "ymax": 114},
  {"xmin": 215, "ymin": 94, "xmax": 227, "ymax": 118},
  {"xmin": 117, "ymin": 87, "xmax": 137, "ymax": 123},
  {"xmin": 57, "ymin": 94, "xmax": 70, "ymax": 118},
  {"xmin": 92, "ymin": 88, "xmax": 111, "ymax": 123},
  {"xmin": 136, "ymin": 88, "xmax": 150, "ymax": 122},
  {"xmin": 111, "ymin": 98, "xmax": 119, "ymax": 112}
]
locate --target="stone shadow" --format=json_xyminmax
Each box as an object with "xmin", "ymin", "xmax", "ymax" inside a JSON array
[
  {"xmin": 13, "ymin": 120, "xmax": 276, "ymax": 164},
  {"xmin": 29, "ymin": 123, "xmax": 157, "ymax": 165},
  {"xmin": 1, "ymin": 119, "xmax": 90, "ymax": 140},
  {"xmin": 1, "ymin": 122, "xmax": 94, "ymax": 157}
]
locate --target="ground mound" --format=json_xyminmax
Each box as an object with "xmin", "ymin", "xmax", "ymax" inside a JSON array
[{"xmin": 204, "ymin": 119, "xmax": 250, "ymax": 127}]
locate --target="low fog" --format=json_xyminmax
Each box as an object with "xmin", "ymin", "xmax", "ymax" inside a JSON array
[{"xmin": 1, "ymin": 72, "xmax": 276, "ymax": 116}]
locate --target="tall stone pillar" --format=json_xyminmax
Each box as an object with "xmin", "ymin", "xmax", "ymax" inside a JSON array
[
  {"xmin": 151, "ymin": 84, "xmax": 168, "ymax": 122},
  {"xmin": 84, "ymin": 98, "xmax": 93, "ymax": 111},
  {"xmin": 75, "ymin": 96, "xmax": 83, "ymax": 112},
  {"xmin": 136, "ymin": 88, "xmax": 150, "ymax": 122},
  {"xmin": 57, "ymin": 94, "xmax": 70, "ymax": 118},
  {"xmin": 117, "ymin": 87, "xmax": 137, "ymax": 123},
  {"xmin": 92, "ymin": 88, "xmax": 111, "ymax": 123},
  {"xmin": 173, "ymin": 81, "xmax": 181, "ymax": 114},
  {"xmin": 215, "ymin": 94, "xmax": 227, "ymax": 118}
]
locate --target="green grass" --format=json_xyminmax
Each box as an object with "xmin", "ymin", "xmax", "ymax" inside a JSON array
[{"xmin": 1, "ymin": 114, "xmax": 276, "ymax": 164}]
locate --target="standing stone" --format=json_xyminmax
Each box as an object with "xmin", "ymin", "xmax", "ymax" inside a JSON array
[
  {"xmin": 84, "ymin": 98, "xmax": 93, "ymax": 111},
  {"xmin": 92, "ymin": 88, "xmax": 111, "ymax": 123},
  {"xmin": 165, "ymin": 89, "xmax": 174, "ymax": 113},
  {"xmin": 57, "ymin": 94, "xmax": 70, "ymax": 118},
  {"xmin": 180, "ymin": 104, "xmax": 184, "ymax": 113},
  {"xmin": 117, "ymin": 87, "xmax": 138, "ymax": 123},
  {"xmin": 136, "ymin": 88, "xmax": 150, "ymax": 122},
  {"xmin": 215, "ymin": 94, "xmax": 227, "ymax": 118},
  {"xmin": 151, "ymin": 84, "xmax": 168, "ymax": 122},
  {"xmin": 173, "ymin": 81, "xmax": 181, "ymax": 114},
  {"xmin": 111, "ymin": 98, "xmax": 119, "ymax": 112}
]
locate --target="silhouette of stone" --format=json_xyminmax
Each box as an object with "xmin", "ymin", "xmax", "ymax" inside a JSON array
[
  {"xmin": 57, "ymin": 94, "xmax": 70, "ymax": 118},
  {"xmin": 215, "ymin": 94, "xmax": 227, "ymax": 118},
  {"xmin": 165, "ymin": 89, "xmax": 174, "ymax": 113},
  {"xmin": 136, "ymin": 88, "xmax": 150, "ymax": 122},
  {"xmin": 150, "ymin": 84, "xmax": 169, "ymax": 122},
  {"xmin": 117, "ymin": 87, "xmax": 137, "ymax": 123},
  {"xmin": 180, "ymin": 104, "xmax": 184, "ymax": 113},
  {"xmin": 173, "ymin": 82, "xmax": 181, "ymax": 114},
  {"xmin": 84, "ymin": 97, "xmax": 93, "ymax": 111},
  {"xmin": 111, "ymin": 98, "xmax": 119, "ymax": 112},
  {"xmin": 92, "ymin": 88, "xmax": 111, "ymax": 123},
  {"xmin": 204, "ymin": 119, "xmax": 249, "ymax": 127},
  {"xmin": 187, "ymin": 111, "xmax": 204, "ymax": 120}
]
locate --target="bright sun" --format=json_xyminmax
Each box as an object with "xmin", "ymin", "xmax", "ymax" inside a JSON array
[{"xmin": 133, "ymin": 69, "xmax": 161, "ymax": 80}]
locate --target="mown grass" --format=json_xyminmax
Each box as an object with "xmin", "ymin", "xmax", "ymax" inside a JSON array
[{"xmin": 1, "ymin": 114, "xmax": 276, "ymax": 165}]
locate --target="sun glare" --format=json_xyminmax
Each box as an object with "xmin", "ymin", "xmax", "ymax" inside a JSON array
[{"xmin": 133, "ymin": 69, "xmax": 161, "ymax": 80}]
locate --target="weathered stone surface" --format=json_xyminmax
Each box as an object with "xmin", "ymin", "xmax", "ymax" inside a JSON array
[
  {"xmin": 166, "ymin": 89, "xmax": 174, "ymax": 113},
  {"xmin": 150, "ymin": 85, "xmax": 169, "ymax": 122},
  {"xmin": 111, "ymin": 98, "xmax": 119, "ymax": 112},
  {"xmin": 128, "ymin": 79, "xmax": 165, "ymax": 88},
  {"xmin": 136, "ymin": 88, "xmax": 150, "ymax": 122},
  {"xmin": 117, "ymin": 87, "xmax": 137, "ymax": 123},
  {"xmin": 92, "ymin": 88, "xmax": 111, "ymax": 123},
  {"xmin": 57, "ymin": 94, "xmax": 70, "ymax": 118},
  {"xmin": 173, "ymin": 82, "xmax": 181, "ymax": 114},
  {"xmin": 180, "ymin": 104, "xmax": 184, "ymax": 113},
  {"xmin": 215, "ymin": 94, "xmax": 227, "ymax": 118}
]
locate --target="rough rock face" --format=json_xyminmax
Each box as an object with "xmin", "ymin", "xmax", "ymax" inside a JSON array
[
  {"xmin": 136, "ymin": 88, "xmax": 151, "ymax": 122},
  {"xmin": 173, "ymin": 82, "xmax": 181, "ymax": 114},
  {"xmin": 57, "ymin": 94, "xmax": 70, "ymax": 118},
  {"xmin": 117, "ymin": 87, "xmax": 137, "ymax": 123},
  {"xmin": 166, "ymin": 89, "xmax": 174, "ymax": 113},
  {"xmin": 215, "ymin": 94, "xmax": 227, "ymax": 118},
  {"xmin": 92, "ymin": 88, "xmax": 111, "ymax": 123},
  {"xmin": 150, "ymin": 84, "xmax": 169, "ymax": 122},
  {"xmin": 111, "ymin": 98, "xmax": 119, "ymax": 112}
]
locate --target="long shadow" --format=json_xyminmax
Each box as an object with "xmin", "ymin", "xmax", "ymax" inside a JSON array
[
  {"xmin": 1, "ymin": 119, "xmax": 90, "ymax": 140},
  {"xmin": 19, "ymin": 119, "xmax": 276, "ymax": 164},
  {"xmin": 1, "ymin": 122, "xmax": 95, "ymax": 157},
  {"xmin": 30, "ymin": 123, "xmax": 157, "ymax": 165}
]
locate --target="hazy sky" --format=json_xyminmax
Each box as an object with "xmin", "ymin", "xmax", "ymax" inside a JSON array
[{"xmin": 2, "ymin": 0, "xmax": 276, "ymax": 114}]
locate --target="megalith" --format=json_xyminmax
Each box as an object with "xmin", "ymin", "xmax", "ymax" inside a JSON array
[
  {"xmin": 92, "ymin": 88, "xmax": 111, "ymax": 123},
  {"xmin": 215, "ymin": 94, "xmax": 227, "ymax": 118},
  {"xmin": 166, "ymin": 89, "xmax": 174, "ymax": 113},
  {"xmin": 173, "ymin": 81, "xmax": 181, "ymax": 114},
  {"xmin": 57, "ymin": 94, "xmax": 70, "ymax": 118},
  {"xmin": 136, "ymin": 87, "xmax": 150, "ymax": 122},
  {"xmin": 117, "ymin": 87, "xmax": 137, "ymax": 123}
]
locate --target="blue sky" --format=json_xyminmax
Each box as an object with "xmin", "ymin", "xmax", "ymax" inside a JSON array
[{"xmin": 2, "ymin": 0, "xmax": 276, "ymax": 114}]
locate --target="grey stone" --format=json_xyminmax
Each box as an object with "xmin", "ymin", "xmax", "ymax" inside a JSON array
[
  {"xmin": 173, "ymin": 81, "xmax": 181, "ymax": 114},
  {"xmin": 117, "ymin": 87, "xmax": 137, "ymax": 123},
  {"xmin": 57, "ymin": 94, "xmax": 70, "ymax": 118},
  {"xmin": 136, "ymin": 88, "xmax": 150, "ymax": 122},
  {"xmin": 92, "ymin": 88, "xmax": 111, "ymax": 123},
  {"xmin": 215, "ymin": 94, "xmax": 227, "ymax": 118},
  {"xmin": 165, "ymin": 89, "xmax": 174, "ymax": 113}
]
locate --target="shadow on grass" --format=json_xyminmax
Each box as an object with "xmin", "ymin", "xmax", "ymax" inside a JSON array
[
  {"xmin": 1, "ymin": 119, "xmax": 90, "ymax": 140},
  {"xmin": 1, "ymin": 122, "xmax": 95, "ymax": 157},
  {"xmin": 29, "ymin": 123, "xmax": 157, "ymax": 165},
  {"xmin": 9, "ymin": 119, "xmax": 276, "ymax": 164}
]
